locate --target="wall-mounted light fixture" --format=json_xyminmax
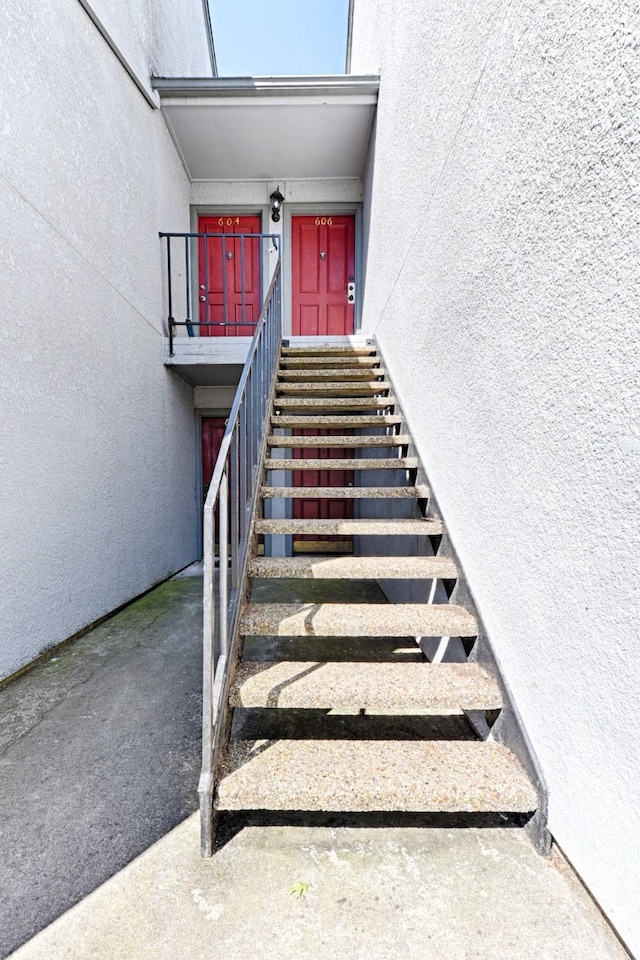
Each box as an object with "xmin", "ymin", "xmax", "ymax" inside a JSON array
[{"xmin": 269, "ymin": 186, "xmax": 284, "ymax": 223}]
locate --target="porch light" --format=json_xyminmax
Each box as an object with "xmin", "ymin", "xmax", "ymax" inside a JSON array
[{"xmin": 269, "ymin": 186, "xmax": 284, "ymax": 222}]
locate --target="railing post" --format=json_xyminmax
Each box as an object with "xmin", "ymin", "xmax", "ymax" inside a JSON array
[
  {"xmin": 220, "ymin": 471, "xmax": 229, "ymax": 658},
  {"xmin": 199, "ymin": 500, "xmax": 216, "ymax": 857}
]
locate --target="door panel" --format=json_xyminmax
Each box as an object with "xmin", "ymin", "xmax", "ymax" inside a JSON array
[
  {"xmin": 198, "ymin": 215, "xmax": 262, "ymax": 337},
  {"xmin": 202, "ymin": 417, "xmax": 227, "ymax": 504},
  {"xmin": 292, "ymin": 429, "xmax": 355, "ymax": 550},
  {"xmin": 292, "ymin": 215, "xmax": 355, "ymax": 336}
]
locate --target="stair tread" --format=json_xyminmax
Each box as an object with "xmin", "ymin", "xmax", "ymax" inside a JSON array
[
  {"xmin": 240, "ymin": 602, "xmax": 477, "ymax": 637},
  {"xmin": 282, "ymin": 346, "xmax": 377, "ymax": 356},
  {"xmin": 256, "ymin": 518, "xmax": 441, "ymax": 535},
  {"xmin": 260, "ymin": 485, "xmax": 429, "ymax": 499},
  {"xmin": 230, "ymin": 661, "xmax": 501, "ymax": 711},
  {"xmin": 281, "ymin": 357, "xmax": 382, "ymax": 368},
  {"xmin": 279, "ymin": 369, "xmax": 386, "ymax": 380},
  {"xmin": 265, "ymin": 457, "xmax": 418, "ymax": 469},
  {"xmin": 272, "ymin": 415, "xmax": 403, "ymax": 427},
  {"xmin": 249, "ymin": 555, "xmax": 455, "ymax": 579},
  {"xmin": 216, "ymin": 740, "xmax": 537, "ymax": 812},
  {"xmin": 274, "ymin": 398, "xmax": 396, "ymax": 409},
  {"xmin": 277, "ymin": 383, "xmax": 391, "ymax": 395},
  {"xmin": 267, "ymin": 435, "xmax": 409, "ymax": 447}
]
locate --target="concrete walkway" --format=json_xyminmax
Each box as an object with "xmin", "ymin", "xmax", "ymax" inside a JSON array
[{"xmin": 1, "ymin": 571, "xmax": 629, "ymax": 960}]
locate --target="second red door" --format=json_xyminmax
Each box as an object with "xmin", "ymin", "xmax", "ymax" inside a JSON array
[{"xmin": 292, "ymin": 215, "xmax": 355, "ymax": 336}]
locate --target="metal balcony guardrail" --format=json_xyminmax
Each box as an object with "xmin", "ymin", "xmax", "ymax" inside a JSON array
[
  {"xmin": 198, "ymin": 256, "xmax": 282, "ymax": 856},
  {"xmin": 159, "ymin": 231, "xmax": 280, "ymax": 355}
]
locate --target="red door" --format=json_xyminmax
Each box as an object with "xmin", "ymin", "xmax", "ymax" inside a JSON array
[
  {"xmin": 292, "ymin": 216, "xmax": 355, "ymax": 336},
  {"xmin": 198, "ymin": 215, "xmax": 262, "ymax": 336},
  {"xmin": 202, "ymin": 417, "xmax": 227, "ymax": 504},
  {"xmin": 292, "ymin": 429, "xmax": 354, "ymax": 551}
]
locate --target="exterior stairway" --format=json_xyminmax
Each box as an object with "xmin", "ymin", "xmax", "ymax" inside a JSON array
[{"xmin": 213, "ymin": 343, "xmax": 539, "ymax": 833}]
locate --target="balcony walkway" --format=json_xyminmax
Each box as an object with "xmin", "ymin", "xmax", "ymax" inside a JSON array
[{"xmin": 1, "ymin": 570, "xmax": 627, "ymax": 960}]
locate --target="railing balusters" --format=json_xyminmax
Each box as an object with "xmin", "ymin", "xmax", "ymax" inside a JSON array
[
  {"xmin": 196, "ymin": 257, "xmax": 281, "ymax": 857},
  {"xmin": 159, "ymin": 232, "xmax": 279, "ymax": 350}
]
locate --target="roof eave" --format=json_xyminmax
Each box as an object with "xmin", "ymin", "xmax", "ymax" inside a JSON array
[{"xmin": 151, "ymin": 75, "xmax": 379, "ymax": 99}]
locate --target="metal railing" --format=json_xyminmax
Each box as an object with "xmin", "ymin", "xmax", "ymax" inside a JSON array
[
  {"xmin": 159, "ymin": 231, "xmax": 280, "ymax": 354},
  {"xmin": 198, "ymin": 257, "xmax": 282, "ymax": 856}
]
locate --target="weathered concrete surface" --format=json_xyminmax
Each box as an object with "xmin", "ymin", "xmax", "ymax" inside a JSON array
[
  {"xmin": 9, "ymin": 819, "xmax": 627, "ymax": 960},
  {"xmin": 0, "ymin": 575, "xmax": 203, "ymax": 959}
]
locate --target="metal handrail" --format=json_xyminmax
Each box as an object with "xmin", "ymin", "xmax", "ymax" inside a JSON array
[
  {"xmin": 159, "ymin": 231, "xmax": 280, "ymax": 354},
  {"xmin": 198, "ymin": 256, "xmax": 282, "ymax": 856}
]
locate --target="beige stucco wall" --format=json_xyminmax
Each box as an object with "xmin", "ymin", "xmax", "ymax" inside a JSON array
[
  {"xmin": 351, "ymin": 0, "xmax": 640, "ymax": 952},
  {"xmin": 0, "ymin": 0, "xmax": 211, "ymax": 679}
]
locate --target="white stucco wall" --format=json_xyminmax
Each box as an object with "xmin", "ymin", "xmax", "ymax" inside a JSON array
[
  {"xmin": 0, "ymin": 0, "xmax": 204, "ymax": 679},
  {"xmin": 85, "ymin": 0, "xmax": 212, "ymax": 83},
  {"xmin": 351, "ymin": 0, "xmax": 640, "ymax": 952}
]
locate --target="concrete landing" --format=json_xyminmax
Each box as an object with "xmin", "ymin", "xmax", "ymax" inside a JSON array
[{"xmin": 9, "ymin": 818, "xmax": 627, "ymax": 960}]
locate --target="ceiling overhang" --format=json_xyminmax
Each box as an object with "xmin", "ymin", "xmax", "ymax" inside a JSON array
[{"xmin": 152, "ymin": 75, "xmax": 378, "ymax": 181}]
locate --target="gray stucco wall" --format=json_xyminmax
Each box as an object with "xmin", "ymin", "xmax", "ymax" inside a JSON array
[
  {"xmin": 351, "ymin": 0, "xmax": 640, "ymax": 953},
  {"xmin": 0, "ymin": 0, "xmax": 206, "ymax": 679}
]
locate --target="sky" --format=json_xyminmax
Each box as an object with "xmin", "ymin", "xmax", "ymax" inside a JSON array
[{"xmin": 209, "ymin": 0, "xmax": 350, "ymax": 76}]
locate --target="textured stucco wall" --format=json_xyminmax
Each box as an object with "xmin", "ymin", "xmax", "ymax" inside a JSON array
[
  {"xmin": 86, "ymin": 0, "xmax": 212, "ymax": 82},
  {"xmin": 351, "ymin": 0, "xmax": 640, "ymax": 952},
  {"xmin": 0, "ymin": 0, "xmax": 202, "ymax": 679}
]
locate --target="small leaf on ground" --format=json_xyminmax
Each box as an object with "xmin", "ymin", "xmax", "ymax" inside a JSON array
[{"xmin": 288, "ymin": 881, "xmax": 309, "ymax": 900}]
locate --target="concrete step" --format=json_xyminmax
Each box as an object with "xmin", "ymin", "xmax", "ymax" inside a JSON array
[
  {"xmin": 256, "ymin": 518, "xmax": 441, "ymax": 536},
  {"xmin": 216, "ymin": 740, "xmax": 537, "ymax": 812},
  {"xmin": 267, "ymin": 435, "xmax": 410, "ymax": 448},
  {"xmin": 281, "ymin": 346, "xmax": 377, "ymax": 356},
  {"xmin": 260, "ymin": 485, "xmax": 429, "ymax": 499},
  {"xmin": 249, "ymin": 555, "xmax": 456, "ymax": 579},
  {"xmin": 276, "ymin": 382, "xmax": 391, "ymax": 396},
  {"xmin": 239, "ymin": 602, "xmax": 477, "ymax": 638},
  {"xmin": 231, "ymin": 662, "xmax": 500, "ymax": 711},
  {"xmin": 265, "ymin": 457, "xmax": 418, "ymax": 470},
  {"xmin": 279, "ymin": 369, "xmax": 387, "ymax": 381},
  {"xmin": 281, "ymin": 356, "xmax": 382, "ymax": 368},
  {"xmin": 272, "ymin": 415, "xmax": 403, "ymax": 428},
  {"xmin": 274, "ymin": 397, "xmax": 396, "ymax": 411}
]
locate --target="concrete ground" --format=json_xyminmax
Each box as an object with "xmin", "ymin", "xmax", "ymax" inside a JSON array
[
  {"xmin": 1, "ymin": 569, "xmax": 629, "ymax": 960},
  {"xmin": 0, "ymin": 571, "xmax": 203, "ymax": 958}
]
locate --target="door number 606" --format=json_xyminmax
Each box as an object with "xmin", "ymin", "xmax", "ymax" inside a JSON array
[{"xmin": 314, "ymin": 217, "xmax": 333, "ymax": 226}]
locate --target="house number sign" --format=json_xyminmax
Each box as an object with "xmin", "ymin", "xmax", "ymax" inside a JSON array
[
  {"xmin": 217, "ymin": 217, "xmax": 241, "ymax": 226},
  {"xmin": 315, "ymin": 217, "xmax": 333, "ymax": 226}
]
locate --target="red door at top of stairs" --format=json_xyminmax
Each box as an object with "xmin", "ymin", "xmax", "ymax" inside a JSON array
[
  {"xmin": 292, "ymin": 215, "xmax": 355, "ymax": 337},
  {"xmin": 198, "ymin": 215, "xmax": 262, "ymax": 337}
]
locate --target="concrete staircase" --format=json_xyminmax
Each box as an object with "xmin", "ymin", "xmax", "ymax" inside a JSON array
[{"xmin": 214, "ymin": 343, "xmax": 539, "ymax": 831}]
